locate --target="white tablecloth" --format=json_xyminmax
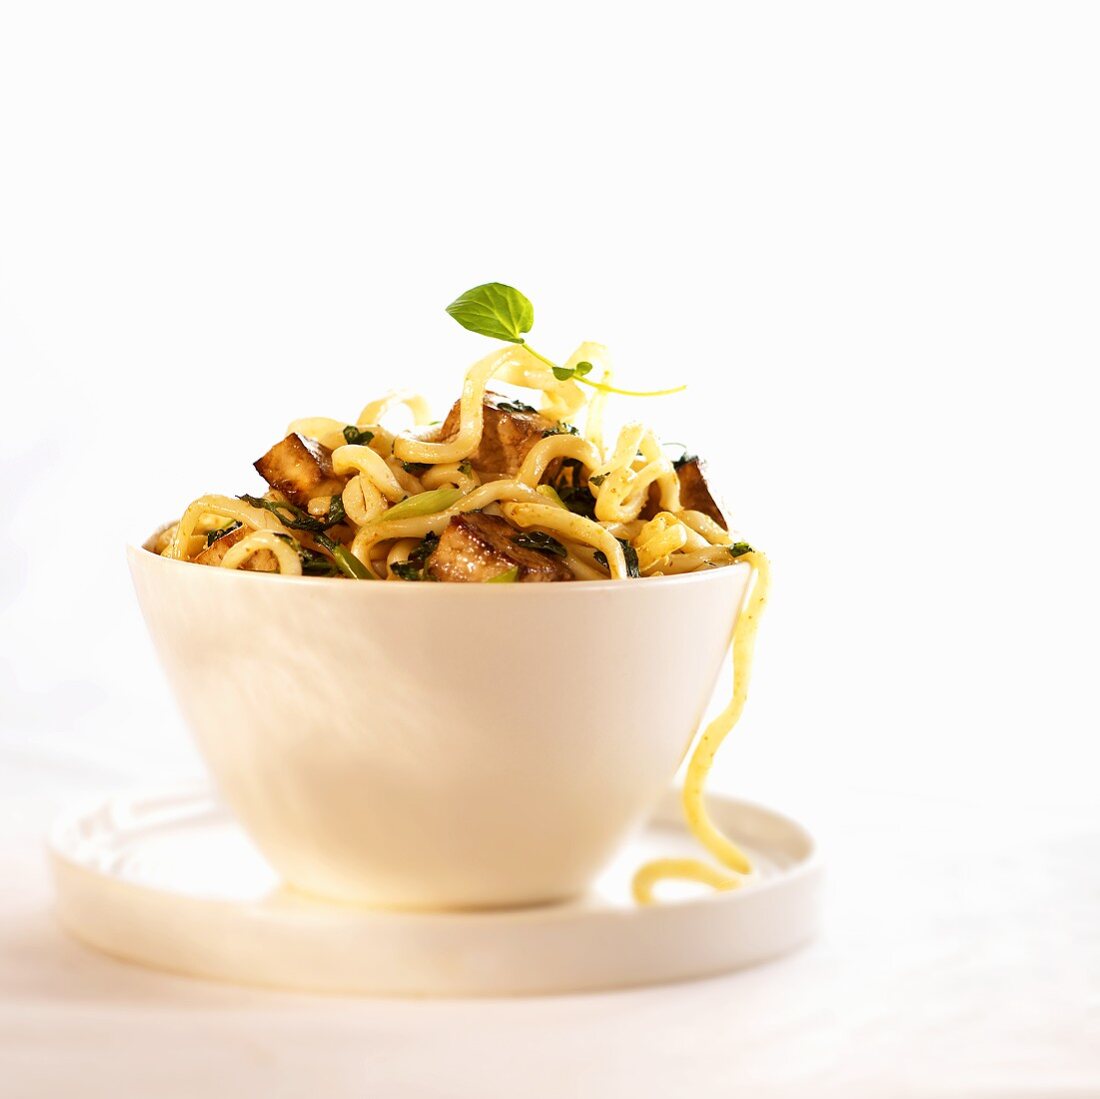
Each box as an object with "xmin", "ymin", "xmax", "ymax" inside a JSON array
[{"xmin": 2, "ymin": 719, "xmax": 1096, "ymax": 1099}]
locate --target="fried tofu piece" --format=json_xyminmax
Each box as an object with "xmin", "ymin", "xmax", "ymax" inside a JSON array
[
  {"xmin": 194, "ymin": 525, "xmax": 278, "ymax": 572},
  {"xmin": 439, "ymin": 392, "xmax": 557, "ymax": 478},
  {"xmin": 254, "ymin": 433, "xmax": 346, "ymax": 508},
  {"xmin": 642, "ymin": 457, "xmax": 728, "ymax": 529},
  {"xmin": 675, "ymin": 457, "xmax": 727, "ymax": 529},
  {"xmin": 426, "ymin": 512, "xmax": 573, "ymax": 583}
]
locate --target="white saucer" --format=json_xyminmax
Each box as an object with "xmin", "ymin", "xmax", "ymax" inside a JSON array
[{"xmin": 50, "ymin": 787, "xmax": 821, "ymax": 996}]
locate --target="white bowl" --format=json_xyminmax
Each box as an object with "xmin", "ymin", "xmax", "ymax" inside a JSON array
[{"xmin": 128, "ymin": 540, "xmax": 751, "ymax": 910}]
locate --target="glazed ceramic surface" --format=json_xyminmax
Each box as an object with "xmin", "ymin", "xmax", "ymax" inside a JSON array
[
  {"xmin": 129, "ymin": 541, "xmax": 751, "ymax": 909},
  {"xmin": 50, "ymin": 787, "xmax": 821, "ymax": 995}
]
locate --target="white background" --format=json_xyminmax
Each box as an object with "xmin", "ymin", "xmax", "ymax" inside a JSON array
[{"xmin": 1, "ymin": 2, "xmax": 1097, "ymax": 1096}]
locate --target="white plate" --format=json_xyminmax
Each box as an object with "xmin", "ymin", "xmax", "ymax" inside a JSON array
[{"xmin": 50, "ymin": 788, "xmax": 822, "ymax": 996}]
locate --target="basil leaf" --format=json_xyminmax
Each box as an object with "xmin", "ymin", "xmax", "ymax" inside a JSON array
[
  {"xmin": 445, "ymin": 283, "xmax": 534, "ymax": 343},
  {"xmin": 728, "ymin": 542, "xmax": 754, "ymax": 559},
  {"xmin": 513, "ymin": 531, "xmax": 568, "ymax": 558}
]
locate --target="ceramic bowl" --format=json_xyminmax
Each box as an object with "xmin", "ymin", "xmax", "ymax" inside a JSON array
[{"xmin": 128, "ymin": 539, "xmax": 750, "ymax": 910}]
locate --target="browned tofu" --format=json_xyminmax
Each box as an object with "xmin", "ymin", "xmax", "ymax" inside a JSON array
[
  {"xmin": 642, "ymin": 457, "xmax": 728, "ymax": 529},
  {"xmin": 426, "ymin": 512, "xmax": 573, "ymax": 583},
  {"xmin": 675, "ymin": 457, "xmax": 727, "ymax": 528},
  {"xmin": 194, "ymin": 526, "xmax": 278, "ymax": 571},
  {"xmin": 254, "ymin": 433, "xmax": 346, "ymax": 508},
  {"xmin": 439, "ymin": 392, "xmax": 557, "ymax": 478}
]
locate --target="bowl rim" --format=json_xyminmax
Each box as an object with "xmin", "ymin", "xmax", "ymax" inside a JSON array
[{"xmin": 129, "ymin": 526, "xmax": 752, "ymax": 594}]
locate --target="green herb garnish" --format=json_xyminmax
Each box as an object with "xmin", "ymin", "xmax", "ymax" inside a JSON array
[
  {"xmin": 542, "ymin": 421, "xmax": 579, "ymax": 437},
  {"xmin": 548, "ymin": 459, "xmax": 596, "ymax": 519},
  {"xmin": 401, "ymin": 461, "xmax": 430, "ymax": 475},
  {"xmin": 588, "ymin": 473, "xmax": 607, "ymax": 488},
  {"xmin": 342, "ymin": 425, "xmax": 375, "ymax": 447},
  {"xmin": 444, "ymin": 283, "xmax": 686, "ymax": 398},
  {"xmin": 239, "ymin": 493, "xmax": 345, "ymax": 533},
  {"xmin": 205, "ymin": 521, "xmax": 241, "ymax": 547},
  {"xmin": 512, "ymin": 531, "xmax": 568, "ymax": 558},
  {"xmin": 390, "ymin": 533, "xmax": 440, "ymax": 581},
  {"xmin": 552, "ymin": 361, "xmax": 593, "ymax": 381},
  {"xmin": 238, "ymin": 494, "xmax": 369, "ymax": 579},
  {"xmin": 495, "ymin": 398, "xmax": 538, "ymax": 414},
  {"xmin": 594, "ymin": 538, "xmax": 641, "ymax": 578},
  {"xmin": 446, "ymin": 283, "xmax": 534, "ymax": 344},
  {"xmin": 273, "ymin": 533, "xmax": 343, "ymax": 577},
  {"xmin": 728, "ymin": 542, "xmax": 754, "ymax": 559}
]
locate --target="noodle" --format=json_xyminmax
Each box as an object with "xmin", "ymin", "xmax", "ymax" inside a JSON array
[
  {"xmin": 221, "ymin": 531, "xmax": 303, "ymax": 575},
  {"xmin": 632, "ymin": 552, "xmax": 771, "ymax": 903}
]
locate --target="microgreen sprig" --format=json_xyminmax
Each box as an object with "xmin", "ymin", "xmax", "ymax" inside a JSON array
[{"xmin": 445, "ymin": 283, "xmax": 686, "ymax": 399}]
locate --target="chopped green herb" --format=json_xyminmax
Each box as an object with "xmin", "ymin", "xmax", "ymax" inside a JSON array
[
  {"xmin": 205, "ymin": 521, "xmax": 241, "ymax": 547},
  {"xmin": 513, "ymin": 531, "xmax": 568, "ymax": 558},
  {"xmin": 542, "ymin": 421, "xmax": 580, "ymax": 437},
  {"xmin": 239, "ymin": 494, "xmax": 344, "ymax": 534},
  {"xmin": 458, "ymin": 460, "xmax": 473, "ymax": 476},
  {"xmin": 495, "ymin": 398, "xmax": 538, "ymax": 414},
  {"xmin": 588, "ymin": 473, "xmax": 607, "ymax": 488},
  {"xmin": 548, "ymin": 459, "xmax": 596, "ymax": 519},
  {"xmin": 401, "ymin": 460, "xmax": 430, "ymax": 475},
  {"xmin": 272, "ymin": 533, "xmax": 343, "ymax": 577},
  {"xmin": 728, "ymin": 542, "xmax": 754, "ymax": 559},
  {"xmin": 238, "ymin": 494, "xmax": 369, "ymax": 579},
  {"xmin": 390, "ymin": 533, "xmax": 440, "ymax": 581},
  {"xmin": 594, "ymin": 538, "xmax": 641, "ymax": 578},
  {"xmin": 342, "ymin": 425, "xmax": 375, "ymax": 447},
  {"xmin": 554, "ymin": 483, "xmax": 596, "ymax": 519}
]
